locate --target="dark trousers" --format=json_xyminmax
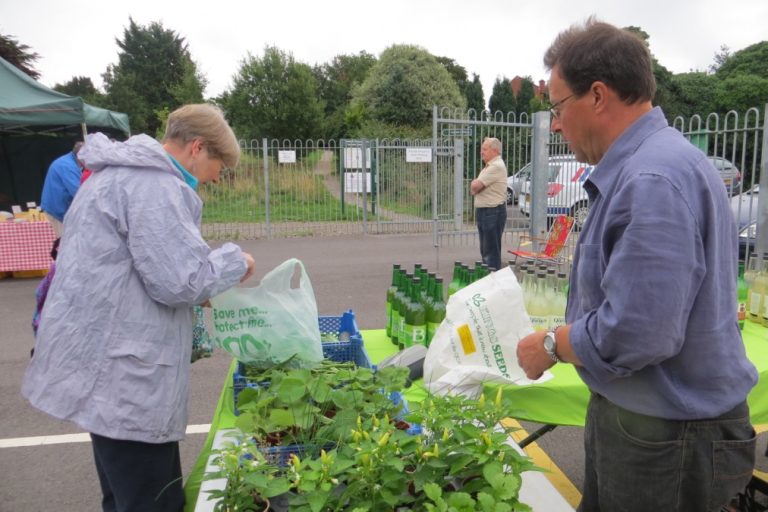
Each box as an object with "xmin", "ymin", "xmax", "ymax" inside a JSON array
[
  {"xmin": 90, "ymin": 433, "xmax": 185, "ymax": 512},
  {"xmin": 476, "ymin": 204, "xmax": 507, "ymax": 271},
  {"xmin": 579, "ymin": 393, "xmax": 756, "ymax": 512}
]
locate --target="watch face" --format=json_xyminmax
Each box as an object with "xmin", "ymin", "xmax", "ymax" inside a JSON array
[{"xmin": 544, "ymin": 335, "xmax": 555, "ymax": 352}]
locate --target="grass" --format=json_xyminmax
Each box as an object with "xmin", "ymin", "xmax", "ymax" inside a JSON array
[{"xmin": 199, "ymin": 150, "xmax": 364, "ymax": 223}]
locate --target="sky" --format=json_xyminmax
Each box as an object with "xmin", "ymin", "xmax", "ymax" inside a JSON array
[{"xmin": 1, "ymin": 0, "xmax": 766, "ymax": 107}]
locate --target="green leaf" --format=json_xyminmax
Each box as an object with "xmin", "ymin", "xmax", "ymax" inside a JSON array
[
  {"xmin": 275, "ymin": 376, "xmax": 308, "ymax": 403},
  {"xmin": 307, "ymin": 490, "xmax": 331, "ymax": 512},
  {"xmin": 424, "ymin": 482, "xmax": 443, "ymax": 501},
  {"xmin": 445, "ymin": 491, "xmax": 475, "ymax": 510}
]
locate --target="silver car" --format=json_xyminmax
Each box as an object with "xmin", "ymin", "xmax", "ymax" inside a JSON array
[
  {"xmin": 506, "ymin": 164, "xmax": 531, "ymax": 205},
  {"xmin": 732, "ymin": 184, "xmax": 758, "ymax": 229},
  {"xmin": 709, "ymin": 156, "xmax": 742, "ymax": 196}
]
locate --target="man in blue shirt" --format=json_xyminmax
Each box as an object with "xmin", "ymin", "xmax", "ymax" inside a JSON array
[
  {"xmin": 40, "ymin": 141, "xmax": 84, "ymax": 235},
  {"xmin": 517, "ymin": 18, "xmax": 757, "ymax": 511}
]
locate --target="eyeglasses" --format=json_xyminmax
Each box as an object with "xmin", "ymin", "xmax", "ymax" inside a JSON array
[{"xmin": 549, "ymin": 94, "xmax": 576, "ymax": 119}]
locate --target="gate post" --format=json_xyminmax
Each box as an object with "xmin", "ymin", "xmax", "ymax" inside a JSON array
[
  {"xmin": 530, "ymin": 111, "xmax": 551, "ymax": 248},
  {"xmin": 453, "ymin": 138, "xmax": 464, "ymax": 230},
  {"xmin": 361, "ymin": 139, "xmax": 369, "ymax": 234},
  {"xmin": 757, "ymin": 104, "xmax": 768, "ymax": 256},
  {"xmin": 262, "ymin": 138, "xmax": 271, "ymax": 238}
]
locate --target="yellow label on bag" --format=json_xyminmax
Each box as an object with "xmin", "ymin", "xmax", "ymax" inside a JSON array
[{"xmin": 457, "ymin": 324, "xmax": 476, "ymax": 355}]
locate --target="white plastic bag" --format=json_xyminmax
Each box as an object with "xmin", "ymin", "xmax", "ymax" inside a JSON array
[
  {"xmin": 423, "ymin": 266, "xmax": 544, "ymax": 397},
  {"xmin": 210, "ymin": 258, "xmax": 323, "ymax": 368}
]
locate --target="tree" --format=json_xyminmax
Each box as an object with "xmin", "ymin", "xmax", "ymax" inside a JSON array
[
  {"xmin": 709, "ymin": 45, "xmax": 732, "ymax": 74},
  {"xmin": 488, "ymin": 77, "xmax": 516, "ymax": 115},
  {"xmin": 221, "ymin": 46, "xmax": 324, "ymax": 140},
  {"xmin": 714, "ymin": 74, "xmax": 768, "ymax": 115},
  {"xmin": 668, "ymin": 72, "xmax": 719, "ymax": 119},
  {"xmin": 0, "ymin": 33, "xmax": 40, "ymax": 79},
  {"xmin": 716, "ymin": 41, "xmax": 768, "ymax": 81},
  {"xmin": 516, "ymin": 77, "xmax": 536, "ymax": 115},
  {"xmin": 102, "ymin": 18, "xmax": 205, "ymax": 135},
  {"xmin": 53, "ymin": 76, "xmax": 106, "ymax": 105},
  {"xmin": 464, "ymin": 73, "xmax": 485, "ymax": 113},
  {"xmin": 313, "ymin": 51, "xmax": 376, "ymax": 139},
  {"xmin": 350, "ymin": 45, "xmax": 465, "ymax": 129},
  {"xmin": 623, "ymin": 26, "xmax": 684, "ymax": 116}
]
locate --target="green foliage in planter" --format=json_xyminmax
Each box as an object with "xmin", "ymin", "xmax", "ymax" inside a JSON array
[
  {"xmin": 210, "ymin": 369, "xmax": 538, "ymax": 511},
  {"xmin": 234, "ymin": 363, "xmax": 410, "ymax": 450}
]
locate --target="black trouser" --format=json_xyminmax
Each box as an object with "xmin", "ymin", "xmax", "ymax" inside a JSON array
[
  {"xmin": 90, "ymin": 433, "xmax": 184, "ymax": 512},
  {"xmin": 579, "ymin": 393, "xmax": 755, "ymax": 512},
  {"xmin": 476, "ymin": 204, "xmax": 507, "ymax": 271}
]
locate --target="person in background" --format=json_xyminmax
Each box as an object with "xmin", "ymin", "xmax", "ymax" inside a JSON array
[
  {"xmin": 31, "ymin": 237, "xmax": 60, "ymax": 338},
  {"xmin": 40, "ymin": 141, "xmax": 84, "ymax": 235},
  {"xmin": 22, "ymin": 104, "xmax": 256, "ymax": 512},
  {"xmin": 470, "ymin": 137, "xmax": 508, "ymax": 270},
  {"xmin": 516, "ymin": 18, "xmax": 757, "ymax": 511}
]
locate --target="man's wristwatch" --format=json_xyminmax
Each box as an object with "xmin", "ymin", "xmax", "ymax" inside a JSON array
[{"xmin": 543, "ymin": 331, "xmax": 561, "ymax": 363}]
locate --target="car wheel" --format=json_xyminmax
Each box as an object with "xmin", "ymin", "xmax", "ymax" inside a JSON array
[
  {"xmin": 506, "ymin": 188, "xmax": 515, "ymax": 205},
  {"xmin": 571, "ymin": 201, "xmax": 590, "ymax": 231}
]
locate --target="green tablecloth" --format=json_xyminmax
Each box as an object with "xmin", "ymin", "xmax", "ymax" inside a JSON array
[{"xmin": 184, "ymin": 323, "xmax": 768, "ymax": 510}]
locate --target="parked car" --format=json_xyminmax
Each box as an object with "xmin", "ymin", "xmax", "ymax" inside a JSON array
[
  {"xmin": 739, "ymin": 221, "xmax": 756, "ymax": 262},
  {"xmin": 732, "ymin": 184, "xmax": 758, "ymax": 229},
  {"xmin": 518, "ymin": 155, "xmax": 594, "ymax": 229},
  {"xmin": 506, "ymin": 164, "xmax": 532, "ymax": 205},
  {"xmin": 708, "ymin": 156, "xmax": 742, "ymax": 196}
]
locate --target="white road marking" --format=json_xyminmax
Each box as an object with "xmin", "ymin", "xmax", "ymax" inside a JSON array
[{"xmin": 0, "ymin": 423, "xmax": 212, "ymax": 448}]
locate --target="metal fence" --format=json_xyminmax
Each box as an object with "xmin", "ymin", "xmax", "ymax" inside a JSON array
[{"xmin": 200, "ymin": 105, "xmax": 768, "ymax": 273}]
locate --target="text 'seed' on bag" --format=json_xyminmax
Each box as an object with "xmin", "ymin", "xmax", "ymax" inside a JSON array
[{"xmin": 424, "ymin": 266, "xmax": 550, "ymax": 397}]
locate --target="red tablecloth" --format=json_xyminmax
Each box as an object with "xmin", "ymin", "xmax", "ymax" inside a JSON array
[{"xmin": 0, "ymin": 221, "xmax": 56, "ymax": 272}]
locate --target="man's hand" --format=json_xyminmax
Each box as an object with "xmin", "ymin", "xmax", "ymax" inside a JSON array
[
  {"xmin": 241, "ymin": 252, "xmax": 255, "ymax": 283},
  {"xmin": 516, "ymin": 330, "xmax": 556, "ymax": 380}
]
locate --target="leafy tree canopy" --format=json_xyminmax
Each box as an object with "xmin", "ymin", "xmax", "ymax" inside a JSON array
[
  {"xmin": 488, "ymin": 77, "xmax": 516, "ymax": 115},
  {"xmin": 667, "ymin": 72, "xmax": 718, "ymax": 119},
  {"xmin": 716, "ymin": 41, "xmax": 768, "ymax": 80},
  {"xmin": 221, "ymin": 46, "xmax": 324, "ymax": 140},
  {"xmin": 53, "ymin": 76, "xmax": 106, "ymax": 106},
  {"xmin": 350, "ymin": 45, "xmax": 465, "ymax": 129},
  {"xmin": 101, "ymin": 18, "xmax": 205, "ymax": 135},
  {"xmin": 0, "ymin": 33, "xmax": 40, "ymax": 79},
  {"xmin": 313, "ymin": 51, "xmax": 376, "ymax": 139},
  {"xmin": 714, "ymin": 74, "xmax": 768, "ymax": 116},
  {"xmin": 465, "ymin": 73, "xmax": 485, "ymax": 113}
]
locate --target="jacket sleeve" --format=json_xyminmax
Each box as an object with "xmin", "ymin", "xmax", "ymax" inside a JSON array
[{"xmin": 125, "ymin": 177, "xmax": 247, "ymax": 308}]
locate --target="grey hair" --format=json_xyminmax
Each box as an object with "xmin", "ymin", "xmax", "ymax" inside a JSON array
[{"xmin": 483, "ymin": 137, "xmax": 502, "ymax": 153}]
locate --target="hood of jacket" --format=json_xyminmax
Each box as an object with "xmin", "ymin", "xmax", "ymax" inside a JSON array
[{"xmin": 79, "ymin": 132, "xmax": 183, "ymax": 182}]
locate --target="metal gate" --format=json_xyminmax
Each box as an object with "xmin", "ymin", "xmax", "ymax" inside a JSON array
[{"xmin": 432, "ymin": 106, "xmax": 534, "ymax": 250}]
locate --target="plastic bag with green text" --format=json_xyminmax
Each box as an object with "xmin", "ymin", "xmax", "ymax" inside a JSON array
[
  {"xmin": 210, "ymin": 258, "xmax": 323, "ymax": 368},
  {"xmin": 423, "ymin": 266, "xmax": 545, "ymax": 397}
]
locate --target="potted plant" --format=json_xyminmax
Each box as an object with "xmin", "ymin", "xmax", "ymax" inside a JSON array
[{"xmin": 207, "ymin": 368, "xmax": 538, "ymax": 511}]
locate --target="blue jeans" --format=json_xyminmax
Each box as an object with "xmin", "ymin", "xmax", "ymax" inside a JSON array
[
  {"xmin": 579, "ymin": 393, "xmax": 755, "ymax": 512},
  {"xmin": 476, "ymin": 204, "xmax": 507, "ymax": 271}
]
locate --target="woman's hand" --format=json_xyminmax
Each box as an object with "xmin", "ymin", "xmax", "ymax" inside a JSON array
[{"xmin": 241, "ymin": 252, "xmax": 255, "ymax": 282}]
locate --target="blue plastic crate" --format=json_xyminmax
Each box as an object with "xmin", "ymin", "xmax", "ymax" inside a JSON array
[{"xmin": 233, "ymin": 310, "xmax": 371, "ymax": 415}]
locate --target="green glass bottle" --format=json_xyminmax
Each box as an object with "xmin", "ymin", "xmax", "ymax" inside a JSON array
[
  {"xmin": 396, "ymin": 273, "xmax": 413, "ymax": 349},
  {"xmin": 392, "ymin": 269, "xmax": 407, "ymax": 346},
  {"xmin": 427, "ymin": 276, "xmax": 446, "ymax": 346},
  {"xmin": 404, "ymin": 277, "xmax": 427, "ymax": 347},
  {"xmin": 448, "ymin": 261, "xmax": 462, "ymax": 297},
  {"xmin": 385, "ymin": 264, "xmax": 401, "ymax": 339}
]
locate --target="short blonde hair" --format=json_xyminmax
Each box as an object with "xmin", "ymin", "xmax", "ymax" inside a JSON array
[
  {"xmin": 483, "ymin": 137, "xmax": 502, "ymax": 153},
  {"xmin": 163, "ymin": 104, "xmax": 240, "ymax": 168}
]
